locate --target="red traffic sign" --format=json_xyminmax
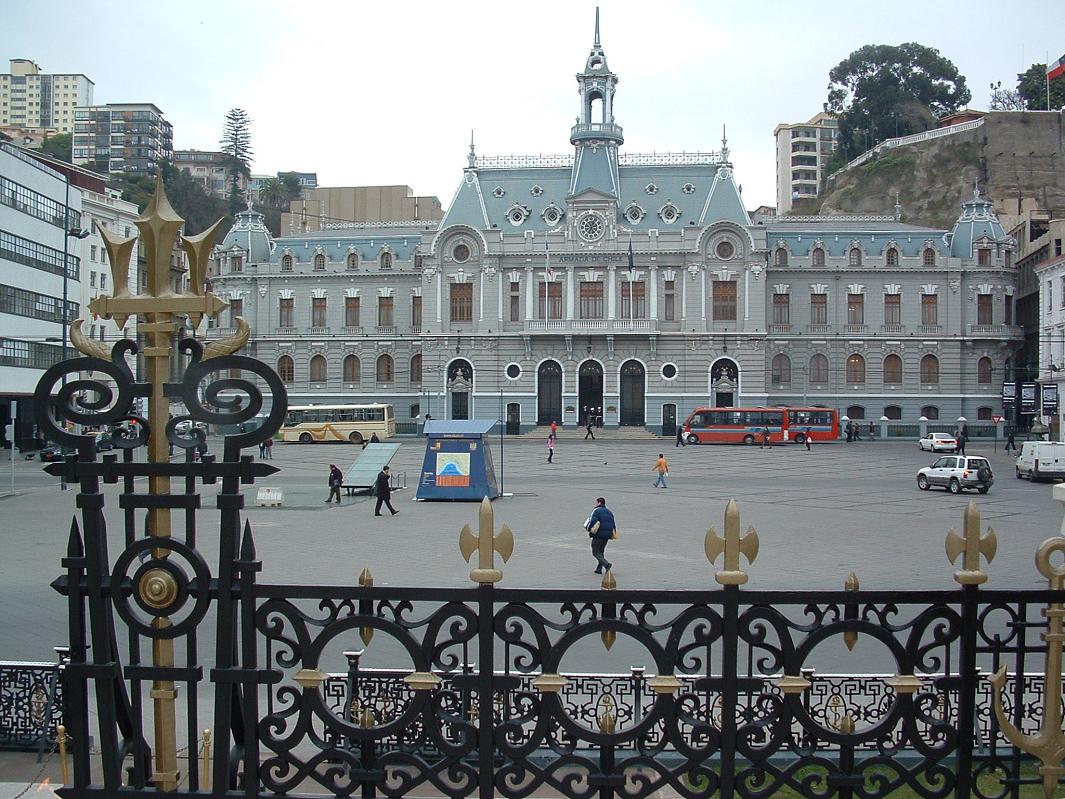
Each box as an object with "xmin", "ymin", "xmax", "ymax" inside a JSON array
[{"xmin": 991, "ymin": 415, "xmax": 1003, "ymax": 424}]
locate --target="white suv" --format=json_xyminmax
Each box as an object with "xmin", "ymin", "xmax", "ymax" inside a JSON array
[{"xmin": 917, "ymin": 455, "xmax": 994, "ymax": 494}]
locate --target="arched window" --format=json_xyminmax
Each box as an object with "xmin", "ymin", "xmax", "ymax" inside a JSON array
[
  {"xmin": 771, "ymin": 353, "xmax": 791, "ymax": 387},
  {"xmin": 846, "ymin": 353, "xmax": 865, "ymax": 384},
  {"xmin": 280, "ymin": 254, "xmax": 293, "ymax": 272},
  {"xmin": 346, "ymin": 253, "xmax": 359, "ymax": 270},
  {"xmin": 977, "ymin": 356, "xmax": 992, "ymax": 384},
  {"xmin": 920, "ymin": 354, "xmax": 939, "ymax": 385},
  {"xmin": 812, "ymin": 248, "xmax": 825, "ymax": 266},
  {"xmin": 884, "ymin": 405, "xmax": 902, "ymax": 420},
  {"xmin": 376, "ymin": 353, "xmax": 394, "ymax": 384},
  {"xmin": 977, "ymin": 407, "xmax": 993, "ymax": 421},
  {"xmin": 774, "ymin": 248, "xmax": 788, "ymax": 266},
  {"xmin": 849, "ymin": 248, "xmax": 862, "ymax": 266},
  {"xmin": 410, "ymin": 354, "xmax": 422, "ymax": 385},
  {"xmin": 923, "ymin": 248, "xmax": 936, "ymax": 266},
  {"xmin": 886, "ymin": 247, "xmax": 898, "ymax": 266},
  {"xmin": 846, "ymin": 405, "xmax": 865, "ymax": 420},
  {"xmin": 343, "ymin": 354, "xmax": 360, "ymax": 383},
  {"xmin": 809, "ymin": 353, "xmax": 828, "ymax": 384},
  {"xmin": 309, "ymin": 354, "xmax": 327, "ymax": 382},
  {"xmin": 313, "ymin": 253, "xmax": 326, "ymax": 271},
  {"xmin": 920, "ymin": 405, "xmax": 939, "ymax": 420},
  {"xmin": 380, "ymin": 251, "xmax": 393, "ymax": 269},
  {"xmin": 883, "ymin": 353, "xmax": 902, "ymax": 384},
  {"xmin": 277, "ymin": 355, "xmax": 294, "ymax": 384}
]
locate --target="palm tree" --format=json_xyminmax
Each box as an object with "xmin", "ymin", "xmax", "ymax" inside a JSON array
[{"xmin": 258, "ymin": 177, "xmax": 287, "ymax": 210}]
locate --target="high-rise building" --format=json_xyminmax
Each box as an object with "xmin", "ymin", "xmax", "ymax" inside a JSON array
[
  {"xmin": 72, "ymin": 103, "xmax": 173, "ymax": 175},
  {"xmin": 773, "ymin": 112, "xmax": 838, "ymax": 215},
  {"xmin": 0, "ymin": 59, "xmax": 94, "ymax": 135}
]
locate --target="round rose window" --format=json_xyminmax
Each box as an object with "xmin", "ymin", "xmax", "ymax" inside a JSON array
[
  {"xmin": 453, "ymin": 243, "xmax": 470, "ymax": 263},
  {"xmin": 578, "ymin": 214, "xmax": 604, "ymax": 242},
  {"xmin": 716, "ymin": 240, "xmax": 735, "ymax": 260}
]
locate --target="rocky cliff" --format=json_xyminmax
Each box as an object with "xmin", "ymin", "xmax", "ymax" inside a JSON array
[{"xmin": 800, "ymin": 111, "xmax": 1065, "ymax": 230}]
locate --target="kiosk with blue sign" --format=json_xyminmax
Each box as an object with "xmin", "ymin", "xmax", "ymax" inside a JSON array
[{"xmin": 416, "ymin": 420, "xmax": 499, "ymax": 501}]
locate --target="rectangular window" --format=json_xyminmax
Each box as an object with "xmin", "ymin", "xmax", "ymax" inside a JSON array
[
  {"xmin": 579, "ymin": 281, "xmax": 604, "ymax": 319},
  {"xmin": 978, "ymin": 249, "xmax": 991, "ymax": 266},
  {"xmin": 278, "ymin": 297, "xmax": 293, "ymax": 328},
  {"xmin": 0, "ymin": 228, "xmax": 79, "ymax": 280},
  {"xmin": 538, "ymin": 282, "xmax": 562, "ymax": 319},
  {"xmin": 847, "ymin": 294, "xmax": 864, "ymax": 325},
  {"xmin": 977, "ymin": 293, "xmax": 993, "ymax": 325},
  {"xmin": 449, "ymin": 283, "xmax": 472, "ymax": 322},
  {"xmin": 922, "ymin": 294, "xmax": 938, "ymax": 326},
  {"xmin": 345, "ymin": 296, "xmax": 360, "ymax": 327},
  {"xmin": 663, "ymin": 279, "xmax": 675, "ymax": 321},
  {"xmin": 378, "ymin": 296, "xmax": 394, "ymax": 327},
  {"xmin": 772, "ymin": 293, "xmax": 790, "ymax": 325},
  {"xmin": 1049, "ymin": 281, "xmax": 1054, "ymax": 312},
  {"xmin": 231, "ymin": 256, "xmax": 242, "ymax": 273},
  {"xmin": 99, "ymin": 274, "xmax": 106, "ymax": 290},
  {"xmin": 810, "ymin": 293, "xmax": 827, "ymax": 324},
  {"xmin": 884, "ymin": 293, "xmax": 901, "ymax": 325},
  {"xmin": 90, "ymin": 244, "xmax": 97, "ymax": 262},
  {"xmin": 1005, "ymin": 296, "xmax": 1013, "ymax": 326},
  {"xmin": 311, "ymin": 296, "xmax": 327, "ymax": 328},
  {"xmin": 712, "ymin": 280, "xmax": 736, "ymax": 321},
  {"xmin": 229, "ymin": 297, "xmax": 243, "ymax": 328},
  {"xmin": 411, "ymin": 295, "xmax": 422, "ymax": 330},
  {"xmin": 509, "ymin": 281, "xmax": 520, "ymax": 322},
  {"xmin": 620, "ymin": 281, "xmax": 646, "ymax": 319},
  {"xmin": 90, "ymin": 271, "xmax": 96, "ymax": 288}
]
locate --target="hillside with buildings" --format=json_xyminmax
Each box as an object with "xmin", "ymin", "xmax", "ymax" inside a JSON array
[{"xmin": 794, "ymin": 111, "xmax": 1065, "ymax": 231}]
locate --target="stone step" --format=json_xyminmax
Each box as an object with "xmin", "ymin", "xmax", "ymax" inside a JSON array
[{"xmin": 529, "ymin": 425, "xmax": 663, "ymax": 440}]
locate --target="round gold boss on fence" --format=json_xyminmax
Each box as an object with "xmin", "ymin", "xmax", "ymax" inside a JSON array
[{"xmin": 138, "ymin": 568, "xmax": 179, "ymax": 610}]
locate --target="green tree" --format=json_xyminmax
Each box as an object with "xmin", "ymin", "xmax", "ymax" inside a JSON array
[
  {"xmin": 1017, "ymin": 64, "xmax": 1065, "ymax": 110},
  {"xmin": 258, "ymin": 177, "xmax": 288, "ymax": 210},
  {"xmin": 39, "ymin": 132, "xmax": 72, "ymax": 162},
  {"xmin": 113, "ymin": 161, "xmax": 231, "ymax": 236},
  {"xmin": 219, "ymin": 108, "xmax": 253, "ymax": 212},
  {"xmin": 989, "ymin": 81, "xmax": 1026, "ymax": 111},
  {"xmin": 826, "ymin": 43, "xmax": 971, "ymax": 158},
  {"xmin": 278, "ymin": 171, "xmax": 303, "ymax": 202}
]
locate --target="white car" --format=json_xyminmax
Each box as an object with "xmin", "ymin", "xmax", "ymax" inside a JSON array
[
  {"xmin": 917, "ymin": 455, "xmax": 994, "ymax": 494},
  {"xmin": 175, "ymin": 420, "xmax": 207, "ymax": 434},
  {"xmin": 918, "ymin": 432, "xmax": 957, "ymax": 453}
]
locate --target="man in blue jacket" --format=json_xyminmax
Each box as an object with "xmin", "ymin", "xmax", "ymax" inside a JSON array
[{"xmin": 585, "ymin": 496, "xmax": 616, "ymax": 574}]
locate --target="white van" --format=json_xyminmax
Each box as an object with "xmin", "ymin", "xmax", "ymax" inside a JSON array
[{"xmin": 1015, "ymin": 441, "xmax": 1065, "ymax": 481}]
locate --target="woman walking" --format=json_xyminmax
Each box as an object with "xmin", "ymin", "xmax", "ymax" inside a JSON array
[{"xmin": 547, "ymin": 432, "xmax": 556, "ymax": 463}]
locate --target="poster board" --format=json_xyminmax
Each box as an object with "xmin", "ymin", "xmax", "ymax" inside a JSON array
[{"xmin": 416, "ymin": 420, "xmax": 499, "ymax": 501}]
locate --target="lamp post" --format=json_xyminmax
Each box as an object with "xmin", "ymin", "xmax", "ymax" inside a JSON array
[{"xmin": 60, "ymin": 177, "xmax": 90, "ymax": 367}]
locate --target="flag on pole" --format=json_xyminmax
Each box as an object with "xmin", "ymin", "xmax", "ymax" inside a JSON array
[
  {"xmin": 544, "ymin": 244, "xmax": 554, "ymax": 281},
  {"xmin": 1049, "ymin": 53, "xmax": 1065, "ymax": 81},
  {"xmin": 627, "ymin": 239, "xmax": 635, "ymax": 273}
]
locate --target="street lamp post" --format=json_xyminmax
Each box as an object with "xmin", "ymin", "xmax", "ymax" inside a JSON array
[{"xmin": 59, "ymin": 177, "xmax": 89, "ymax": 490}]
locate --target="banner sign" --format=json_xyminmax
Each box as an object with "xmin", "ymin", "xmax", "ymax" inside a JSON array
[
  {"xmin": 1043, "ymin": 383, "xmax": 1059, "ymax": 415},
  {"xmin": 1021, "ymin": 382, "xmax": 1038, "ymax": 412},
  {"xmin": 1001, "ymin": 381, "xmax": 1016, "ymax": 406}
]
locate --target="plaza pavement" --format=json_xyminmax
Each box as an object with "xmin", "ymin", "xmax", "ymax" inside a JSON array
[{"xmin": 1, "ymin": 433, "xmax": 1062, "ymax": 668}]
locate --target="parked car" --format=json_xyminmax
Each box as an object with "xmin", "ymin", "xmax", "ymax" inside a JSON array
[
  {"xmin": 38, "ymin": 445, "xmax": 63, "ymax": 462},
  {"xmin": 917, "ymin": 455, "xmax": 993, "ymax": 494},
  {"xmin": 918, "ymin": 432, "xmax": 958, "ymax": 453},
  {"xmin": 175, "ymin": 420, "xmax": 207, "ymax": 434},
  {"xmin": 1014, "ymin": 441, "xmax": 1065, "ymax": 482},
  {"xmin": 95, "ymin": 431, "xmax": 114, "ymax": 451}
]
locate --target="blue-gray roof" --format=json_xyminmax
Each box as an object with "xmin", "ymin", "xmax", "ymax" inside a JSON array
[
  {"xmin": 220, "ymin": 206, "xmax": 275, "ymax": 263},
  {"xmin": 272, "ymin": 231, "xmax": 424, "ymax": 263},
  {"xmin": 425, "ymin": 420, "xmax": 497, "ymax": 437},
  {"xmin": 945, "ymin": 191, "xmax": 1008, "ymax": 258},
  {"xmin": 764, "ymin": 223, "xmax": 947, "ymax": 257}
]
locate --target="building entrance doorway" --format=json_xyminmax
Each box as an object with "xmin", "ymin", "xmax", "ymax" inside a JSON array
[
  {"xmin": 619, "ymin": 360, "xmax": 645, "ymax": 426},
  {"xmin": 662, "ymin": 403, "xmax": 677, "ymax": 437},
  {"xmin": 711, "ymin": 359, "xmax": 739, "ymax": 408},
  {"xmin": 447, "ymin": 359, "xmax": 473, "ymax": 420},
  {"xmin": 506, "ymin": 403, "xmax": 521, "ymax": 435},
  {"xmin": 537, "ymin": 360, "xmax": 562, "ymax": 426},
  {"xmin": 578, "ymin": 360, "xmax": 604, "ymax": 427}
]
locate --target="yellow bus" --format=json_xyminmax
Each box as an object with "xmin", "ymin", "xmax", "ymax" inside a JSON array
[{"xmin": 280, "ymin": 404, "xmax": 395, "ymax": 444}]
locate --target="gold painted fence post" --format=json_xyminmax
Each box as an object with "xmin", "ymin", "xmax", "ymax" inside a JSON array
[
  {"xmin": 705, "ymin": 499, "xmax": 759, "ymax": 585},
  {"xmin": 458, "ymin": 497, "xmax": 514, "ymax": 584}
]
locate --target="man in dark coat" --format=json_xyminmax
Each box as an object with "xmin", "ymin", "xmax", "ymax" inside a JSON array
[
  {"xmin": 326, "ymin": 464, "xmax": 343, "ymax": 504},
  {"xmin": 585, "ymin": 496, "xmax": 616, "ymax": 574},
  {"xmin": 374, "ymin": 465, "xmax": 398, "ymax": 516}
]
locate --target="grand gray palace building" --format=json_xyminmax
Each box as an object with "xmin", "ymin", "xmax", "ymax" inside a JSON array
[{"xmin": 207, "ymin": 19, "xmax": 1019, "ymax": 432}]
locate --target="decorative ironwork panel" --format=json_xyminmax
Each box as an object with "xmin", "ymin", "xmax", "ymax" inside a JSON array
[{"xmin": 0, "ymin": 661, "xmax": 63, "ymax": 750}]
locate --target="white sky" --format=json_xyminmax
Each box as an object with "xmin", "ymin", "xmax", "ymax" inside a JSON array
[{"xmin": 5, "ymin": 0, "xmax": 1064, "ymax": 211}]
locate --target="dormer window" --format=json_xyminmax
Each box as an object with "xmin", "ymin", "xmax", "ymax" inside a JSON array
[
  {"xmin": 381, "ymin": 251, "xmax": 393, "ymax": 269},
  {"xmin": 682, "ymin": 183, "xmax": 696, "ymax": 195},
  {"xmin": 812, "ymin": 247, "xmax": 825, "ymax": 266},
  {"xmin": 885, "ymin": 247, "xmax": 898, "ymax": 266},
  {"xmin": 923, "ymin": 248, "xmax": 936, "ymax": 266},
  {"xmin": 492, "ymin": 186, "xmax": 505, "ymax": 198},
  {"xmin": 231, "ymin": 255, "xmax": 243, "ymax": 273},
  {"xmin": 590, "ymin": 58, "xmax": 604, "ymax": 70},
  {"xmin": 658, "ymin": 202, "xmax": 680, "ymax": 224},
  {"xmin": 346, "ymin": 253, "xmax": 359, "ymax": 270},
  {"xmin": 645, "ymin": 183, "xmax": 659, "ymax": 195},
  {"xmin": 281, "ymin": 254, "xmax": 293, "ymax": 272},
  {"xmin": 624, "ymin": 203, "xmax": 645, "ymax": 224},
  {"xmin": 542, "ymin": 205, "xmax": 563, "ymax": 225},
  {"xmin": 977, "ymin": 248, "xmax": 991, "ymax": 265},
  {"xmin": 530, "ymin": 185, "xmax": 544, "ymax": 197},
  {"xmin": 849, "ymin": 248, "xmax": 862, "ymax": 266},
  {"xmin": 774, "ymin": 248, "xmax": 789, "ymax": 266},
  {"xmin": 507, "ymin": 205, "xmax": 530, "ymax": 226},
  {"xmin": 313, "ymin": 253, "xmax": 326, "ymax": 271}
]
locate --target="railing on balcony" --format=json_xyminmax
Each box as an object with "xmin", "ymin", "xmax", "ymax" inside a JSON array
[
  {"xmin": 274, "ymin": 326, "xmax": 296, "ymax": 335},
  {"xmin": 376, "ymin": 325, "xmax": 397, "ymax": 335},
  {"xmin": 569, "ymin": 122, "xmax": 624, "ymax": 142},
  {"xmin": 343, "ymin": 326, "xmax": 363, "ymax": 335},
  {"xmin": 844, "ymin": 324, "xmax": 867, "ymax": 334},
  {"xmin": 881, "ymin": 324, "xmax": 904, "ymax": 334},
  {"xmin": 919, "ymin": 325, "xmax": 942, "ymax": 335},
  {"xmin": 527, "ymin": 319, "xmax": 657, "ymax": 333},
  {"xmin": 307, "ymin": 326, "xmax": 330, "ymax": 335},
  {"xmin": 806, "ymin": 323, "xmax": 831, "ymax": 334},
  {"xmin": 768, "ymin": 324, "xmax": 792, "ymax": 334}
]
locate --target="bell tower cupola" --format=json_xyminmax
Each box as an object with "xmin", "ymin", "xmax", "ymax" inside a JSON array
[{"xmin": 570, "ymin": 7, "xmax": 623, "ymax": 148}]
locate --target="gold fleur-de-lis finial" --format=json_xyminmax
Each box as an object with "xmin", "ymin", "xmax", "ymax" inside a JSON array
[
  {"xmin": 945, "ymin": 500, "xmax": 996, "ymax": 585},
  {"xmin": 705, "ymin": 499, "xmax": 759, "ymax": 585},
  {"xmin": 988, "ymin": 537, "xmax": 1065, "ymax": 798},
  {"xmin": 458, "ymin": 497, "xmax": 514, "ymax": 584}
]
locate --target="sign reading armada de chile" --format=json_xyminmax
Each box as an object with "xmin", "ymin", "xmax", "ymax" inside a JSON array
[{"xmin": 557, "ymin": 254, "xmax": 631, "ymax": 263}]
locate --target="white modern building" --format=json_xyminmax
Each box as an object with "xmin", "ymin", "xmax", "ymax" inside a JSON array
[
  {"xmin": 0, "ymin": 141, "xmax": 82, "ymax": 450},
  {"xmin": 773, "ymin": 112, "xmax": 838, "ymax": 215},
  {"xmin": 0, "ymin": 59, "xmax": 94, "ymax": 135}
]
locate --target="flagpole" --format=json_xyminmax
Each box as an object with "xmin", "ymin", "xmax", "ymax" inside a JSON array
[{"xmin": 1048, "ymin": 51, "xmax": 1051, "ymax": 111}]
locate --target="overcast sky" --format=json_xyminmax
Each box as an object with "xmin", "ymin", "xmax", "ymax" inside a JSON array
[{"xmin": 4, "ymin": 0, "xmax": 1064, "ymax": 212}]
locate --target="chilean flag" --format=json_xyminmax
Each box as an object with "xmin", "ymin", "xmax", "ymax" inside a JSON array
[{"xmin": 1049, "ymin": 53, "xmax": 1065, "ymax": 82}]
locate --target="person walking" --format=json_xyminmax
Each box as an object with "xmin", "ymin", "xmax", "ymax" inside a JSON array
[
  {"xmin": 956, "ymin": 428, "xmax": 967, "ymax": 456},
  {"xmin": 550, "ymin": 419, "xmax": 559, "ymax": 438},
  {"xmin": 652, "ymin": 453, "xmax": 669, "ymax": 488},
  {"xmin": 676, "ymin": 426, "xmax": 686, "ymax": 447},
  {"xmin": 263, "ymin": 437, "xmax": 273, "ymax": 459},
  {"xmin": 547, "ymin": 432, "xmax": 556, "ymax": 463},
  {"xmin": 804, "ymin": 426, "xmax": 812, "ymax": 451},
  {"xmin": 258, "ymin": 439, "xmax": 266, "ymax": 459},
  {"xmin": 845, "ymin": 421, "xmax": 853, "ymax": 443},
  {"xmin": 374, "ymin": 465, "xmax": 398, "ymax": 516},
  {"xmin": 761, "ymin": 425, "xmax": 771, "ymax": 449},
  {"xmin": 585, "ymin": 496, "xmax": 616, "ymax": 574},
  {"xmin": 1005, "ymin": 425, "xmax": 1017, "ymax": 452},
  {"xmin": 584, "ymin": 418, "xmax": 595, "ymax": 440},
  {"xmin": 325, "ymin": 464, "xmax": 343, "ymax": 504}
]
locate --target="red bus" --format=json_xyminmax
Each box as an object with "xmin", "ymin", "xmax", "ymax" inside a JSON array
[{"xmin": 681, "ymin": 407, "xmax": 839, "ymax": 445}]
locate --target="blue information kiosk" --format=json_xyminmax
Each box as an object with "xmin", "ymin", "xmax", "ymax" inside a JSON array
[{"xmin": 416, "ymin": 420, "xmax": 500, "ymax": 501}]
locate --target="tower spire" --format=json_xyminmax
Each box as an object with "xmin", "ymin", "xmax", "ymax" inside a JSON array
[
  {"xmin": 594, "ymin": 6, "xmax": 600, "ymax": 47},
  {"xmin": 721, "ymin": 124, "xmax": 729, "ymax": 163},
  {"xmin": 467, "ymin": 130, "xmax": 476, "ymax": 169}
]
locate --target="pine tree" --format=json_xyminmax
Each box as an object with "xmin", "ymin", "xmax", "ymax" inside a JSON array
[{"xmin": 219, "ymin": 108, "xmax": 253, "ymax": 206}]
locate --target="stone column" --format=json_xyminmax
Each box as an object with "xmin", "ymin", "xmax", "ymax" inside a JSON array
[
  {"xmin": 525, "ymin": 266, "xmax": 535, "ymax": 320},
  {"xmin": 607, "ymin": 265, "xmax": 617, "ymax": 319},
  {"xmin": 649, "ymin": 265, "xmax": 658, "ymax": 319},
  {"xmin": 566, "ymin": 267, "xmax": 574, "ymax": 320}
]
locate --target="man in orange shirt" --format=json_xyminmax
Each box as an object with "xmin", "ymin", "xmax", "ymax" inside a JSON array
[{"xmin": 652, "ymin": 453, "xmax": 669, "ymax": 488}]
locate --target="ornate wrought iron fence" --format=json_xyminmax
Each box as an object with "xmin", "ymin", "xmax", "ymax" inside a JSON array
[
  {"xmin": 0, "ymin": 657, "xmax": 64, "ymax": 750},
  {"xmin": 37, "ymin": 185, "xmax": 1065, "ymax": 799}
]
